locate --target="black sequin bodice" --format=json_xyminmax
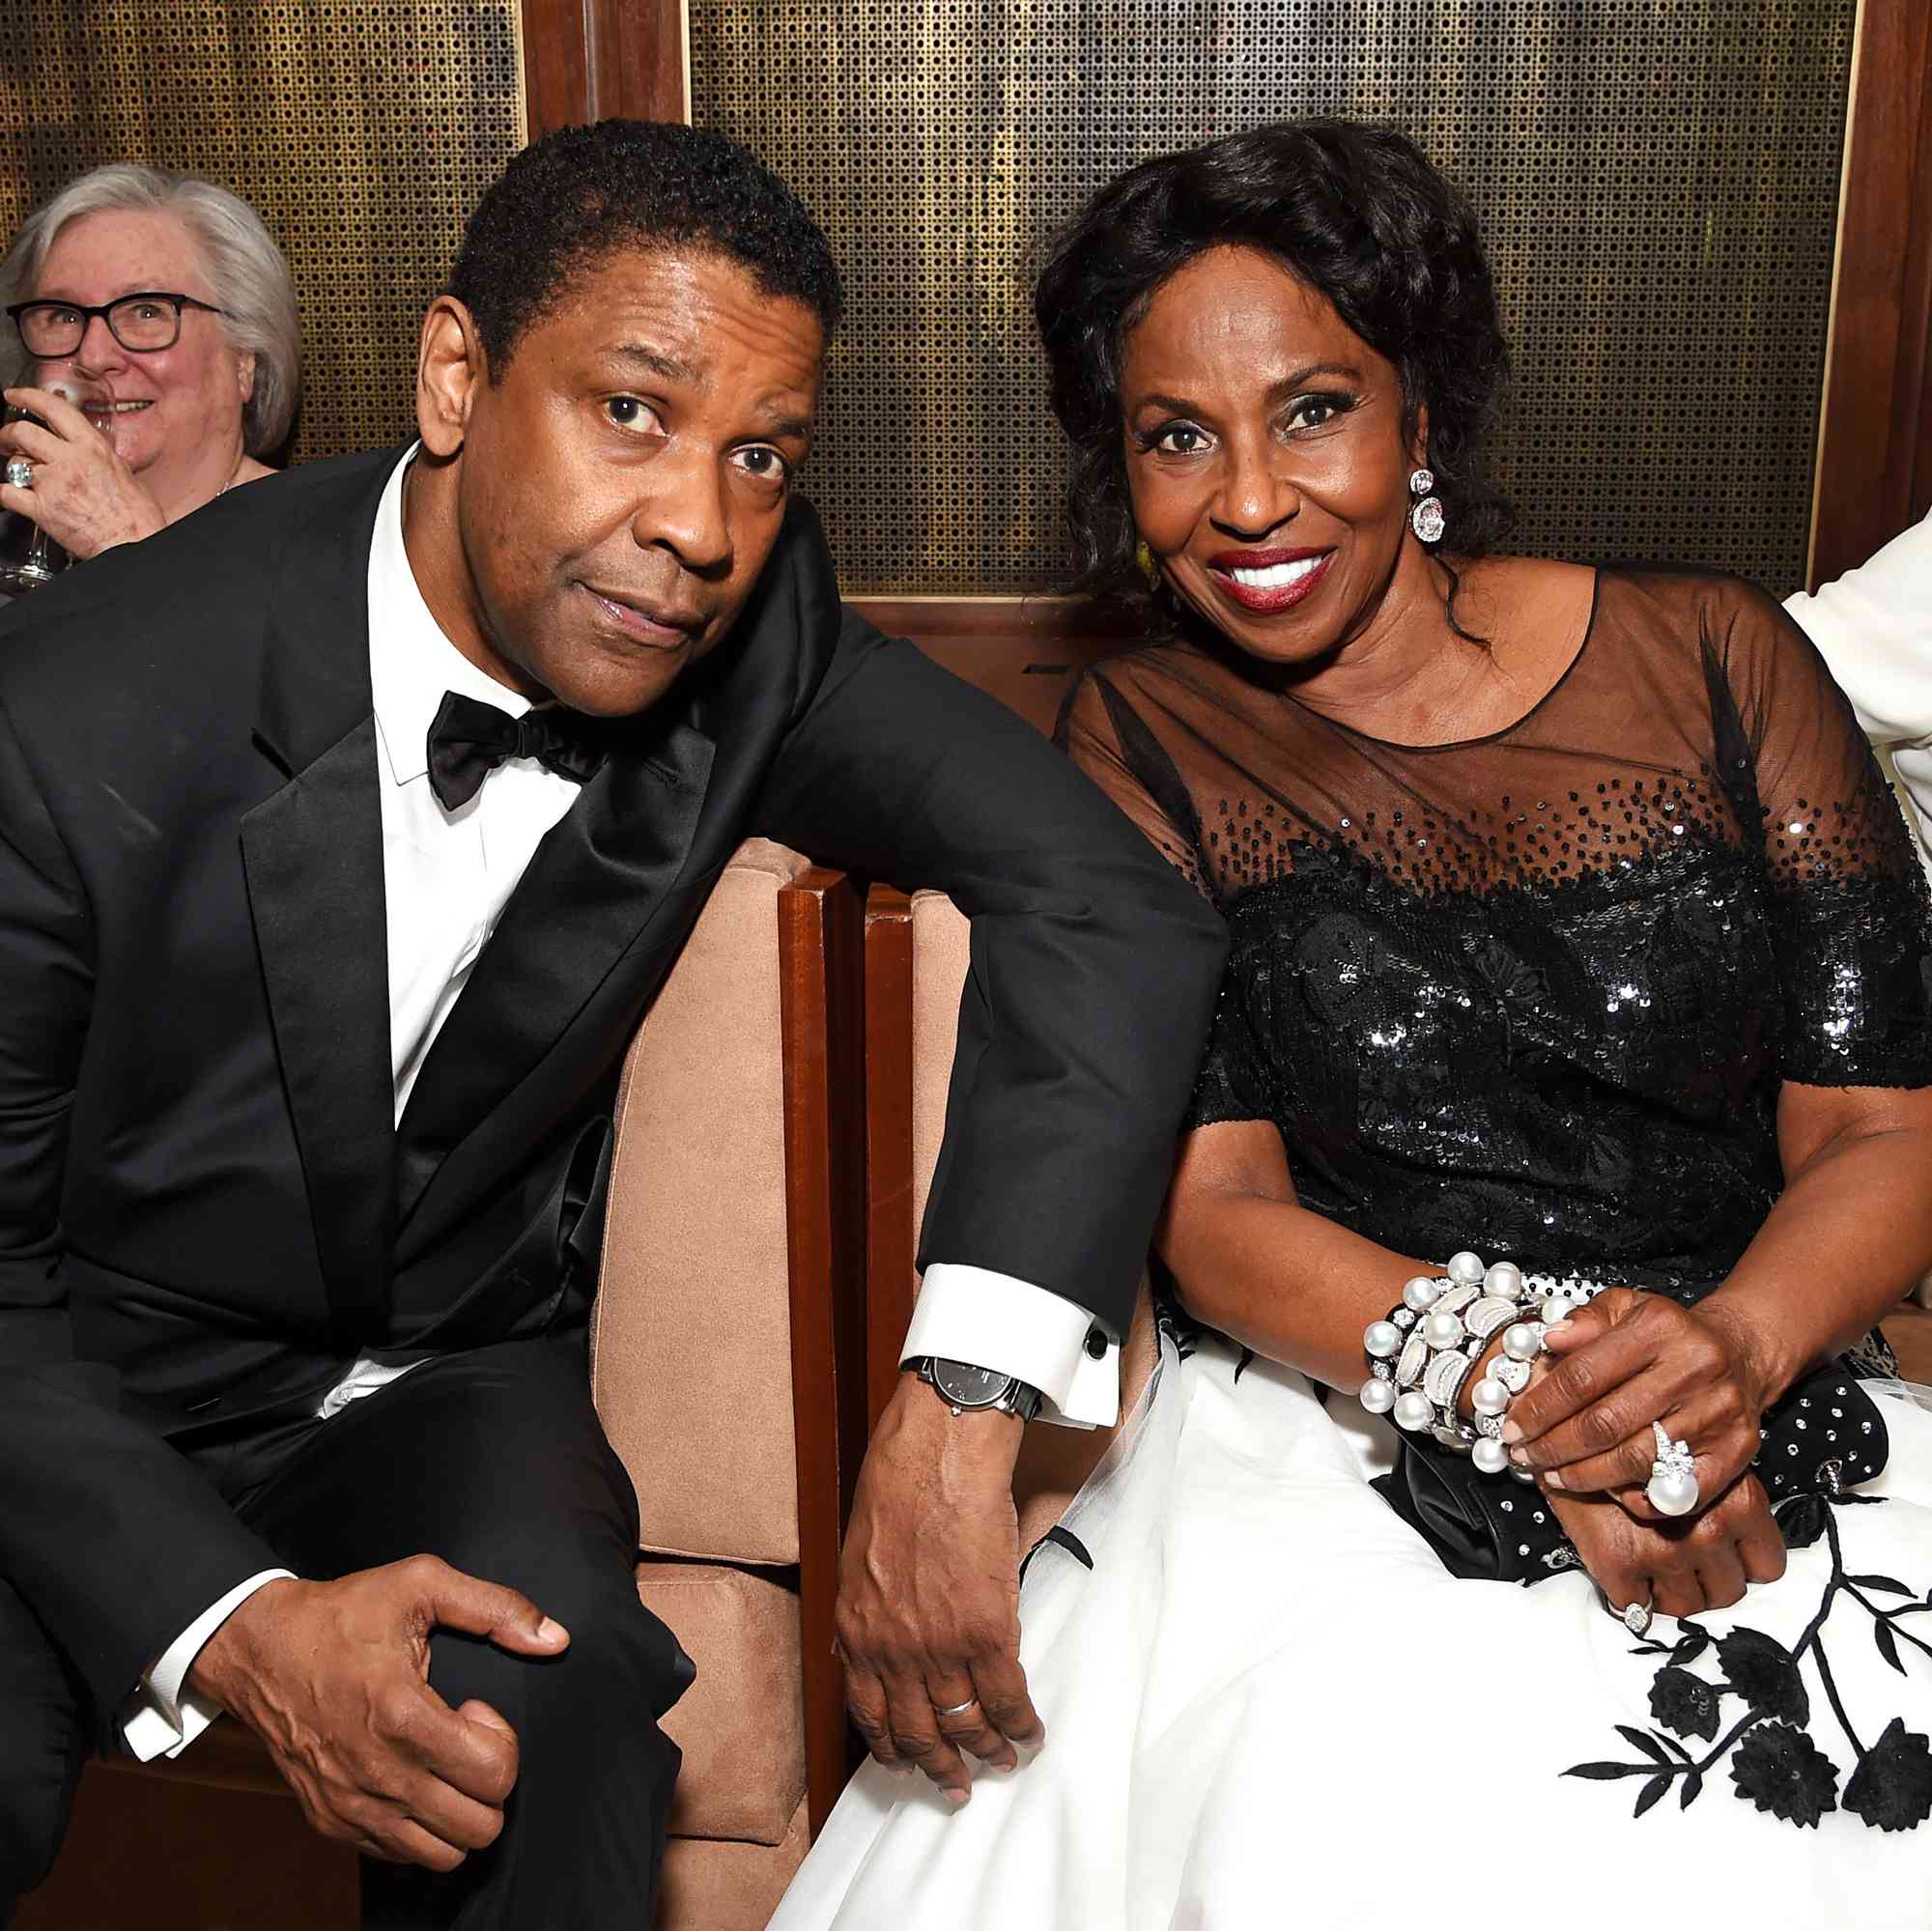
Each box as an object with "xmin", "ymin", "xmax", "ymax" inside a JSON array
[{"xmin": 1062, "ymin": 569, "xmax": 1932, "ymax": 1287}]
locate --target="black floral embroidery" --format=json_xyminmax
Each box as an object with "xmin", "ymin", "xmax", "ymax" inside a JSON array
[
  {"xmin": 1717, "ymin": 1628, "xmax": 1809, "ymax": 1726},
  {"xmin": 1730, "ymin": 1723, "xmax": 1839, "ymax": 1827},
  {"xmin": 1776, "ymin": 1491, "xmax": 1829, "ymax": 1550},
  {"xmin": 1292, "ymin": 912, "xmax": 1386, "ymax": 1031},
  {"xmin": 1461, "ymin": 930, "xmax": 1548, "ymax": 1035},
  {"xmin": 1842, "ymin": 1718, "xmax": 1932, "ymax": 1832},
  {"xmin": 1649, "ymin": 1666, "xmax": 1720, "ymax": 1743},
  {"xmin": 1566, "ymin": 1487, "xmax": 1932, "ymax": 1831}
]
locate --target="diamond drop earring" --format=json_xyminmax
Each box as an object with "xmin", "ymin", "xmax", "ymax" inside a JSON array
[{"xmin": 1408, "ymin": 468, "xmax": 1445, "ymax": 545}]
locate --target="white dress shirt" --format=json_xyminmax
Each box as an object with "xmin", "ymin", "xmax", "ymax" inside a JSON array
[
  {"xmin": 1785, "ymin": 507, "xmax": 1932, "ymax": 883},
  {"xmin": 122, "ymin": 447, "xmax": 1116, "ymax": 1761}
]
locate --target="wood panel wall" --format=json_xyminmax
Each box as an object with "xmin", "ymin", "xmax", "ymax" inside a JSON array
[
  {"xmin": 521, "ymin": 0, "xmax": 686, "ymax": 133},
  {"xmin": 1810, "ymin": 0, "xmax": 1932, "ymax": 587}
]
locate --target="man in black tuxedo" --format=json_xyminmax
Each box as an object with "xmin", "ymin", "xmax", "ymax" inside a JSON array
[{"xmin": 0, "ymin": 123, "xmax": 1222, "ymax": 1924}]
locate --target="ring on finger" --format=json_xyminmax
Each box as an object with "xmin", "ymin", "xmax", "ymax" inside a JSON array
[
  {"xmin": 1607, "ymin": 1591, "xmax": 1654, "ymax": 1637},
  {"xmin": 934, "ymin": 1695, "xmax": 980, "ymax": 1718},
  {"xmin": 4, "ymin": 456, "xmax": 31, "ymax": 491},
  {"xmin": 1646, "ymin": 1420, "xmax": 1701, "ymax": 1518}
]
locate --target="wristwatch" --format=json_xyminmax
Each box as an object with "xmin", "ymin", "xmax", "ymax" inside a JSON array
[{"xmin": 909, "ymin": 1356, "xmax": 1043, "ymax": 1422}]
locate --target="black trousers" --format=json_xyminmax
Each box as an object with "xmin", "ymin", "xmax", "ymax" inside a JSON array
[{"xmin": 1, "ymin": 1330, "xmax": 694, "ymax": 1927}]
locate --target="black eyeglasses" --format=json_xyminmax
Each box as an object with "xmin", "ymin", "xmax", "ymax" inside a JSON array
[{"xmin": 6, "ymin": 291, "xmax": 232, "ymax": 358}]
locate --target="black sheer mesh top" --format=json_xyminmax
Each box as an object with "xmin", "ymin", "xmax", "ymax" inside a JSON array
[{"xmin": 1059, "ymin": 568, "xmax": 1932, "ymax": 1288}]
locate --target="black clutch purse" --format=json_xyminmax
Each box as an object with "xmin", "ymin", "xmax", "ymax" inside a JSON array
[{"xmin": 1372, "ymin": 1282, "xmax": 1892, "ymax": 1584}]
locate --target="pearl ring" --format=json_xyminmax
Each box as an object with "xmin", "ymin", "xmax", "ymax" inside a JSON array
[
  {"xmin": 4, "ymin": 457, "xmax": 31, "ymax": 492},
  {"xmin": 1647, "ymin": 1420, "xmax": 1702, "ymax": 1518}
]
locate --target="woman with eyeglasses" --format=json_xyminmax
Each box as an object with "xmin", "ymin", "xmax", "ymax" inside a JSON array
[{"xmin": 0, "ymin": 164, "xmax": 300, "ymax": 568}]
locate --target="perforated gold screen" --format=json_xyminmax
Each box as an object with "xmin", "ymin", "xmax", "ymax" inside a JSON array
[
  {"xmin": 690, "ymin": 2, "xmax": 1856, "ymax": 597},
  {"xmin": 0, "ymin": 1, "xmax": 526, "ymax": 465}
]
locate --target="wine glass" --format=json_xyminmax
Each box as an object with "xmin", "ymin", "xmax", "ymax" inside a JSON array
[{"xmin": 0, "ymin": 364, "xmax": 116, "ymax": 594}]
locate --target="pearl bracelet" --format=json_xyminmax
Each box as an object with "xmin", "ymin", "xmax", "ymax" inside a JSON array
[{"xmin": 1361, "ymin": 1252, "xmax": 1603, "ymax": 1477}]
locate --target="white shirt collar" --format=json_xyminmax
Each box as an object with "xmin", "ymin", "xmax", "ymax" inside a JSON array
[{"xmin": 367, "ymin": 445, "xmax": 531, "ymax": 787}]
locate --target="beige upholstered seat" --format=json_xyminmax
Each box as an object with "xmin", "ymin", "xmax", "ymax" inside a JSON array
[{"xmin": 595, "ymin": 837, "xmax": 861, "ymax": 1926}]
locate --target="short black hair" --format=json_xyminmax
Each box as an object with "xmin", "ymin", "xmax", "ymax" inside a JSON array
[
  {"xmin": 1035, "ymin": 119, "xmax": 1513, "ymax": 607},
  {"xmin": 449, "ymin": 120, "xmax": 843, "ymax": 373}
]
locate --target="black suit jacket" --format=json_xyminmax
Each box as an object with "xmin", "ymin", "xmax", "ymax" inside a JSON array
[{"xmin": 0, "ymin": 447, "xmax": 1225, "ymax": 1718}]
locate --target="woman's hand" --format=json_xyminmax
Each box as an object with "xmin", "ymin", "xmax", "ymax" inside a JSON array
[
  {"xmin": 1547, "ymin": 1470, "xmax": 1786, "ymax": 1621},
  {"xmin": 1500, "ymin": 1289, "xmax": 1775, "ymax": 1519},
  {"xmin": 0, "ymin": 384, "xmax": 163, "ymax": 560}
]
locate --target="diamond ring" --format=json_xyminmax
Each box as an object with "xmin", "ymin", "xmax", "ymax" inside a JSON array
[
  {"xmin": 4, "ymin": 456, "xmax": 31, "ymax": 491},
  {"xmin": 1647, "ymin": 1421, "xmax": 1702, "ymax": 1518}
]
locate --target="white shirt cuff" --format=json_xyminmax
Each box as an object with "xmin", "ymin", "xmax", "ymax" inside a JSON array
[
  {"xmin": 119, "ymin": 1569, "xmax": 295, "ymax": 1763},
  {"xmin": 903, "ymin": 1264, "xmax": 1121, "ymax": 1428}
]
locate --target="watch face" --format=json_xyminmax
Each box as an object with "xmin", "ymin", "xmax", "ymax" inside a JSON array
[{"xmin": 932, "ymin": 1359, "xmax": 1010, "ymax": 1407}]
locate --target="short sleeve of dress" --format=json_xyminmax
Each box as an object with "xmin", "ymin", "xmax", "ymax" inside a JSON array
[
  {"xmin": 1058, "ymin": 668, "xmax": 1273, "ymax": 1128},
  {"xmin": 1181, "ymin": 967, "xmax": 1279, "ymax": 1129},
  {"xmin": 1712, "ymin": 579, "xmax": 1932, "ymax": 1087}
]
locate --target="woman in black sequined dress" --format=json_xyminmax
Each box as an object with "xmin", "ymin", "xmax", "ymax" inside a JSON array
[{"xmin": 777, "ymin": 122, "xmax": 1932, "ymax": 1930}]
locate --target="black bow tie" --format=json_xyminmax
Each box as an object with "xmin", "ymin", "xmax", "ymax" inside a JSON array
[{"xmin": 425, "ymin": 690, "xmax": 608, "ymax": 812}]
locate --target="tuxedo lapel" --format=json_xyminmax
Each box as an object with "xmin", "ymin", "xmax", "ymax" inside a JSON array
[
  {"xmin": 239, "ymin": 452, "xmax": 399, "ymax": 1344},
  {"xmin": 393, "ymin": 700, "xmax": 716, "ymax": 1223}
]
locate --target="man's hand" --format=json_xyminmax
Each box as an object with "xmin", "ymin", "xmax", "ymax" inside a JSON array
[
  {"xmin": 186, "ymin": 1555, "xmax": 569, "ymax": 1868},
  {"xmin": 1547, "ymin": 1471, "xmax": 1787, "ymax": 1622},
  {"xmin": 835, "ymin": 1374, "xmax": 1043, "ymax": 1805}
]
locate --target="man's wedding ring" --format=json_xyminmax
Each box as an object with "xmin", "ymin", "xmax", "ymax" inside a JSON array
[
  {"xmin": 1646, "ymin": 1420, "xmax": 1702, "ymax": 1518},
  {"xmin": 5, "ymin": 457, "xmax": 32, "ymax": 491},
  {"xmin": 935, "ymin": 1695, "xmax": 980, "ymax": 1717}
]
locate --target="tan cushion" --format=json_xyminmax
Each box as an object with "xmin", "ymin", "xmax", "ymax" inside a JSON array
[
  {"xmin": 908, "ymin": 889, "xmax": 974, "ymax": 1242},
  {"xmin": 657, "ymin": 1798, "xmax": 809, "ymax": 1931},
  {"xmin": 594, "ymin": 839, "xmax": 807, "ymax": 1567},
  {"xmin": 639, "ymin": 1560, "xmax": 806, "ymax": 1847}
]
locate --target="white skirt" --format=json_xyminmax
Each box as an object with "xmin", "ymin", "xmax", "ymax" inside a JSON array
[{"xmin": 773, "ymin": 1335, "xmax": 1932, "ymax": 1931}]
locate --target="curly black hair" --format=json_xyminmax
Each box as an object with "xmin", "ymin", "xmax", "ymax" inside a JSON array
[
  {"xmin": 1034, "ymin": 119, "xmax": 1513, "ymax": 613},
  {"xmin": 449, "ymin": 120, "xmax": 842, "ymax": 375}
]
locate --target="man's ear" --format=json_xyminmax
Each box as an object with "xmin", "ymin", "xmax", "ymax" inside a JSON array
[{"xmin": 416, "ymin": 297, "xmax": 487, "ymax": 457}]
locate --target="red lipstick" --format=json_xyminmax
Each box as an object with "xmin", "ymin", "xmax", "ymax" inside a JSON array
[{"xmin": 1204, "ymin": 546, "xmax": 1335, "ymax": 614}]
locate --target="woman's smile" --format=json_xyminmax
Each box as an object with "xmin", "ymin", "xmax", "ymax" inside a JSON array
[{"xmin": 1204, "ymin": 545, "xmax": 1335, "ymax": 613}]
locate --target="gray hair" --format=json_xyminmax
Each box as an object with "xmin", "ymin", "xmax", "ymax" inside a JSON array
[{"xmin": 0, "ymin": 164, "xmax": 301, "ymax": 456}]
